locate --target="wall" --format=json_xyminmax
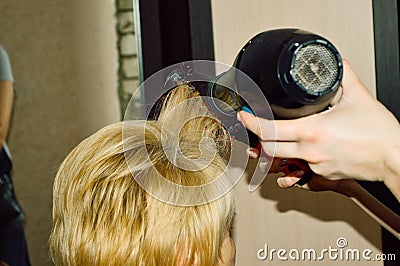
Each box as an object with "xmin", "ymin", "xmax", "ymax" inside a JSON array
[
  {"xmin": 211, "ymin": 0, "xmax": 383, "ymax": 265},
  {"xmin": 115, "ymin": 0, "xmax": 140, "ymax": 117},
  {"xmin": 0, "ymin": 1, "xmax": 120, "ymax": 265},
  {"xmin": 212, "ymin": 0, "xmax": 376, "ymax": 95}
]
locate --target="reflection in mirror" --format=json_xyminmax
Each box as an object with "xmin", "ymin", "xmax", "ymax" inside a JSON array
[{"xmin": 0, "ymin": 0, "xmax": 141, "ymax": 265}]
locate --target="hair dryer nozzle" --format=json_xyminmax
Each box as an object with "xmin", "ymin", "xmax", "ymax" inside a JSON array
[{"xmin": 234, "ymin": 28, "xmax": 343, "ymax": 119}]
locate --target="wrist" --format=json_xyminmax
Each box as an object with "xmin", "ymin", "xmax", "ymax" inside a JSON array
[{"xmin": 383, "ymin": 137, "xmax": 400, "ymax": 201}]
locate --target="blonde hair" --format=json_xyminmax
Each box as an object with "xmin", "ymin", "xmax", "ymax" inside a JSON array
[{"xmin": 49, "ymin": 85, "xmax": 235, "ymax": 266}]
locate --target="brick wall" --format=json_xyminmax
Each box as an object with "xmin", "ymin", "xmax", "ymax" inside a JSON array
[{"xmin": 115, "ymin": 0, "xmax": 140, "ymax": 118}]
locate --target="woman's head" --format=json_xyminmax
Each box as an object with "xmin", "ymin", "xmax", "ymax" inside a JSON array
[{"xmin": 50, "ymin": 85, "xmax": 236, "ymax": 266}]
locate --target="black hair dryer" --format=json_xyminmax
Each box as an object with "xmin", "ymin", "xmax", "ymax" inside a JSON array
[{"xmin": 214, "ymin": 28, "xmax": 343, "ymax": 184}]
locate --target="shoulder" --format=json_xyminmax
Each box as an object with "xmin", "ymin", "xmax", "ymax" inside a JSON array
[
  {"xmin": 0, "ymin": 45, "xmax": 9, "ymax": 60},
  {"xmin": 0, "ymin": 45, "xmax": 14, "ymax": 83}
]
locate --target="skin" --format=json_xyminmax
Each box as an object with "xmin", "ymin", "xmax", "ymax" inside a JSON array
[
  {"xmin": 238, "ymin": 60, "xmax": 400, "ymax": 201},
  {"xmin": 0, "ymin": 80, "xmax": 14, "ymax": 148},
  {"xmin": 215, "ymin": 233, "xmax": 236, "ymax": 266}
]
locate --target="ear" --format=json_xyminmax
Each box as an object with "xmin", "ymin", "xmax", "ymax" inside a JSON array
[{"xmin": 215, "ymin": 232, "xmax": 236, "ymax": 266}]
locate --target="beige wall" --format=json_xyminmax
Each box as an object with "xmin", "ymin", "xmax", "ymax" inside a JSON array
[
  {"xmin": 212, "ymin": 0, "xmax": 383, "ymax": 265},
  {"xmin": 0, "ymin": 1, "xmax": 120, "ymax": 265},
  {"xmin": 212, "ymin": 0, "xmax": 376, "ymax": 96}
]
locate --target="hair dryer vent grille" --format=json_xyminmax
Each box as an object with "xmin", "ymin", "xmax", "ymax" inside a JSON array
[{"xmin": 293, "ymin": 43, "xmax": 339, "ymax": 94}]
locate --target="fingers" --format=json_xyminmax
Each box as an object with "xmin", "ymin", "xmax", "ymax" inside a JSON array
[
  {"xmin": 238, "ymin": 111, "xmax": 307, "ymax": 159},
  {"xmin": 261, "ymin": 141, "xmax": 302, "ymax": 159},
  {"xmin": 237, "ymin": 111, "xmax": 271, "ymax": 139},
  {"xmin": 237, "ymin": 111, "xmax": 305, "ymax": 142},
  {"xmin": 277, "ymin": 176, "xmax": 301, "ymax": 188},
  {"xmin": 246, "ymin": 147, "xmax": 259, "ymax": 159},
  {"xmin": 329, "ymin": 86, "xmax": 343, "ymax": 107},
  {"xmin": 341, "ymin": 59, "xmax": 360, "ymax": 88},
  {"xmin": 341, "ymin": 59, "xmax": 373, "ymax": 99},
  {"xmin": 276, "ymin": 170, "xmax": 305, "ymax": 188}
]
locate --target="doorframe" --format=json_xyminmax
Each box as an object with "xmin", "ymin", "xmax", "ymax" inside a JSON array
[{"xmin": 134, "ymin": 0, "xmax": 400, "ymax": 258}]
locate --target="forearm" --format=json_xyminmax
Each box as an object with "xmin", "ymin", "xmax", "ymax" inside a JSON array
[
  {"xmin": 0, "ymin": 80, "xmax": 14, "ymax": 147},
  {"xmin": 384, "ymin": 140, "xmax": 400, "ymax": 201},
  {"xmin": 381, "ymin": 111, "xmax": 400, "ymax": 201}
]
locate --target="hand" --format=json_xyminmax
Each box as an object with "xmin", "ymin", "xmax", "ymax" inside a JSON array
[{"xmin": 238, "ymin": 60, "xmax": 400, "ymax": 199}]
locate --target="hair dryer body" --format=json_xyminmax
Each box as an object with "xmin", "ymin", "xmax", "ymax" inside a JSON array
[{"xmin": 231, "ymin": 29, "xmax": 343, "ymax": 184}]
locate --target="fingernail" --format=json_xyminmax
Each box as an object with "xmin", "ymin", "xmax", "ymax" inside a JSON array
[
  {"xmin": 248, "ymin": 150, "xmax": 257, "ymax": 158},
  {"xmin": 246, "ymin": 147, "xmax": 259, "ymax": 158},
  {"xmin": 277, "ymin": 176, "xmax": 300, "ymax": 188},
  {"xmin": 276, "ymin": 177, "xmax": 286, "ymax": 188},
  {"xmin": 279, "ymin": 158, "xmax": 289, "ymax": 168}
]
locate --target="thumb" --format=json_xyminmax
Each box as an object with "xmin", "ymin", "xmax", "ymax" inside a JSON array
[
  {"xmin": 341, "ymin": 59, "xmax": 373, "ymax": 100},
  {"xmin": 341, "ymin": 59, "xmax": 360, "ymax": 88}
]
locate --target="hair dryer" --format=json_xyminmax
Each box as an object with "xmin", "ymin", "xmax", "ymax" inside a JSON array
[{"xmin": 210, "ymin": 28, "xmax": 343, "ymax": 184}]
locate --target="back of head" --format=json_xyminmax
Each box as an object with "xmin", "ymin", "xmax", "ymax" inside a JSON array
[{"xmin": 50, "ymin": 84, "xmax": 235, "ymax": 266}]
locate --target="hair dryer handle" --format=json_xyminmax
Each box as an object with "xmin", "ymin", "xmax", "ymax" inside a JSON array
[{"xmin": 280, "ymin": 159, "xmax": 313, "ymax": 186}]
